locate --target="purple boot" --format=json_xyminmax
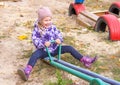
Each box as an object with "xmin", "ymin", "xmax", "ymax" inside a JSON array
[
  {"xmin": 17, "ymin": 65, "xmax": 32, "ymax": 81},
  {"xmin": 80, "ymin": 56, "xmax": 97, "ymax": 68}
]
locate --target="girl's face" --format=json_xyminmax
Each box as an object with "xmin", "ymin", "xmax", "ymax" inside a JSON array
[{"xmin": 40, "ymin": 16, "xmax": 52, "ymax": 28}]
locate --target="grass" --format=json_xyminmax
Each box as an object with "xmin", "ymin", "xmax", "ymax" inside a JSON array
[
  {"xmin": 0, "ymin": 35, "xmax": 8, "ymax": 39},
  {"xmin": 94, "ymin": 55, "xmax": 120, "ymax": 81},
  {"xmin": 112, "ymin": 68, "xmax": 120, "ymax": 81},
  {"xmin": 63, "ymin": 36, "xmax": 76, "ymax": 47},
  {"xmin": 44, "ymin": 69, "xmax": 73, "ymax": 85}
]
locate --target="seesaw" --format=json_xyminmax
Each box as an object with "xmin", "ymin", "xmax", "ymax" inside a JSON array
[
  {"xmin": 43, "ymin": 40, "xmax": 120, "ymax": 85},
  {"xmin": 69, "ymin": 0, "xmax": 120, "ymax": 41}
]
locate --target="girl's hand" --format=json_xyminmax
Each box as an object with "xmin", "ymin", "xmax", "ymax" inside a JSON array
[
  {"xmin": 45, "ymin": 41, "xmax": 51, "ymax": 47},
  {"xmin": 55, "ymin": 39, "xmax": 61, "ymax": 44}
]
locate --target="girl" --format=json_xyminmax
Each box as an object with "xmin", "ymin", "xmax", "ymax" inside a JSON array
[{"xmin": 18, "ymin": 7, "xmax": 97, "ymax": 81}]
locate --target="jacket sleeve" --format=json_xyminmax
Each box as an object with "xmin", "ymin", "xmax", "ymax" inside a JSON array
[
  {"xmin": 32, "ymin": 28, "xmax": 46, "ymax": 49},
  {"xmin": 53, "ymin": 25, "xmax": 63, "ymax": 42}
]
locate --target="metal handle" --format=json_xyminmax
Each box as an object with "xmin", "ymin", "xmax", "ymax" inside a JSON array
[{"xmin": 46, "ymin": 40, "xmax": 61, "ymax": 61}]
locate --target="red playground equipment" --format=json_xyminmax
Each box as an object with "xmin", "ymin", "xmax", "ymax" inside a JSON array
[{"xmin": 69, "ymin": 1, "xmax": 120, "ymax": 41}]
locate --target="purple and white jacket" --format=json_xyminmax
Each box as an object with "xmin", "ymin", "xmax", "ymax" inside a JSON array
[{"xmin": 32, "ymin": 21, "xmax": 63, "ymax": 53}]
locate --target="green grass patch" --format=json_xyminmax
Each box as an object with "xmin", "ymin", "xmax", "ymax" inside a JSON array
[
  {"xmin": 92, "ymin": 61, "xmax": 108, "ymax": 73},
  {"xmin": 44, "ymin": 69, "xmax": 73, "ymax": 85},
  {"xmin": 63, "ymin": 36, "xmax": 76, "ymax": 47},
  {"xmin": 112, "ymin": 68, "xmax": 120, "ymax": 81},
  {"xmin": 0, "ymin": 35, "xmax": 9, "ymax": 39}
]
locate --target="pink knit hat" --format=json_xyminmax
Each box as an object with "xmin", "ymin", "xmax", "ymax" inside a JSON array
[{"xmin": 37, "ymin": 7, "xmax": 52, "ymax": 21}]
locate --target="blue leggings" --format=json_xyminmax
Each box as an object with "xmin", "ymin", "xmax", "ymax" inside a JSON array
[{"xmin": 28, "ymin": 45, "xmax": 83, "ymax": 67}]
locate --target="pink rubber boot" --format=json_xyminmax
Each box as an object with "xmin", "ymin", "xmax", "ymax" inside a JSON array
[
  {"xmin": 80, "ymin": 56, "xmax": 97, "ymax": 68},
  {"xmin": 17, "ymin": 65, "xmax": 32, "ymax": 81}
]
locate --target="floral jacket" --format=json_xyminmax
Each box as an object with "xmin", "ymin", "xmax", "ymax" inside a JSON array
[{"xmin": 32, "ymin": 21, "xmax": 63, "ymax": 53}]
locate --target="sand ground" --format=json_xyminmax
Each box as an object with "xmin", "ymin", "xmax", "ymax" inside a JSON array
[{"xmin": 0, "ymin": 0, "xmax": 120, "ymax": 85}]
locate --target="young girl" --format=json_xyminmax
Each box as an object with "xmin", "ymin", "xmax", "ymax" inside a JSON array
[{"xmin": 18, "ymin": 7, "xmax": 97, "ymax": 81}]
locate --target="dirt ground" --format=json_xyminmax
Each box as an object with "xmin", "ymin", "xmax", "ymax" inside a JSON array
[{"xmin": 0, "ymin": 0, "xmax": 120, "ymax": 85}]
